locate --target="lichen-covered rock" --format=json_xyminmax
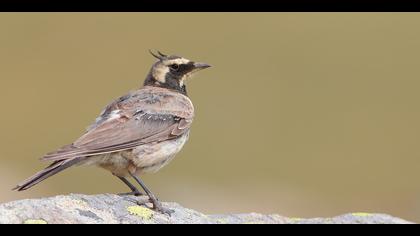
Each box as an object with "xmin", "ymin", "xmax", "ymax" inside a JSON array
[{"xmin": 0, "ymin": 194, "xmax": 413, "ymax": 224}]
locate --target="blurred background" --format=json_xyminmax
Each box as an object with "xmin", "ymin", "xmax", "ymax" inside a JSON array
[{"xmin": 1, "ymin": 13, "xmax": 420, "ymax": 222}]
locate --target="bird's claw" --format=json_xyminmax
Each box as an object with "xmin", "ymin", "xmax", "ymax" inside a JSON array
[
  {"xmin": 149, "ymin": 198, "xmax": 174, "ymax": 216},
  {"xmin": 153, "ymin": 205, "xmax": 175, "ymax": 216}
]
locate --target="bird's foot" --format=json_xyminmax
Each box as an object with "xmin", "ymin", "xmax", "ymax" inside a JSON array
[
  {"xmin": 152, "ymin": 201, "xmax": 175, "ymax": 216},
  {"xmin": 123, "ymin": 195, "xmax": 173, "ymax": 216},
  {"xmin": 142, "ymin": 197, "xmax": 174, "ymax": 216}
]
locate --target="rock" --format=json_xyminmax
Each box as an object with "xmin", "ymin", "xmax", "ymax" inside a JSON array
[{"xmin": 0, "ymin": 194, "xmax": 413, "ymax": 224}]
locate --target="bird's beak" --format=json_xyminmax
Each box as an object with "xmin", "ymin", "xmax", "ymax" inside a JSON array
[{"xmin": 193, "ymin": 62, "xmax": 211, "ymax": 71}]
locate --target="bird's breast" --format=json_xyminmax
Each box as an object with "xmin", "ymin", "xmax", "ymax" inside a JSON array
[{"xmin": 129, "ymin": 132, "xmax": 190, "ymax": 174}]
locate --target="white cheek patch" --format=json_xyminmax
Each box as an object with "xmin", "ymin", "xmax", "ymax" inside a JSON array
[{"xmin": 152, "ymin": 65, "xmax": 169, "ymax": 83}]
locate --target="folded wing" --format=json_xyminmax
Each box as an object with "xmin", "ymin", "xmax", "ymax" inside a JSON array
[{"xmin": 42, "ymin": 88, "xmax": 194, "ymax": 162}]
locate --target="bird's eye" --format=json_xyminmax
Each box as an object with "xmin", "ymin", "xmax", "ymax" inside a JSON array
[{"xmin": 170, "ymin": 64, "xmax": 179, "ymax": 71}]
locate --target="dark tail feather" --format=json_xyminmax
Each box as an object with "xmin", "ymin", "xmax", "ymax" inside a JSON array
[{"xmin": 13, "ymin": 158, "xmax": 82, "ymax": 191}]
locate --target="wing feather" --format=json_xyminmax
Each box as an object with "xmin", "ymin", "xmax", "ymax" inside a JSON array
[{"xmin": 42, "ymin": 87, "xmax": 194, "ymax": 162}]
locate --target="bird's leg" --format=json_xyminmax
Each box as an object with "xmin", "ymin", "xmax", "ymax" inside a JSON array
[
  {"xmin": 129, "ymin": 173, "xmax": 174, "ymax": 216},
  {"xmin": 114, "ymin": 175, "xmax": 144, "ymax": 196}
]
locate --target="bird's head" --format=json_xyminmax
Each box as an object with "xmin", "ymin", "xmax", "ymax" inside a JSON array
[{"xmin": 144, "ymin": 50, "xmax": 211, "ymax": 95}]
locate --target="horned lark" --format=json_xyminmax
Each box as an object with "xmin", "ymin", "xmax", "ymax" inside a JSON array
[{"xmin": 14, "ymin": 50, "xmax": 211, "ymax": 214}]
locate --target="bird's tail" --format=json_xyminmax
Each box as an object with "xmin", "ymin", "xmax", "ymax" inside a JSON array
[{"xmin": 13, "ymin": 158, "xmax": 82, "ymax": 191}]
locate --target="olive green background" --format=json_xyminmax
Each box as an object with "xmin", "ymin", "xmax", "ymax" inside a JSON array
[{"xmin": 1, "ymin": 13, "xmax": 420, "ymax": 222}]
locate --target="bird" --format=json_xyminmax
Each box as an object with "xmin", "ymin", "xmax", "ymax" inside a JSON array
[{"xmin": 14, "ymin": 50, "xmax": 211, "ymax": 215}]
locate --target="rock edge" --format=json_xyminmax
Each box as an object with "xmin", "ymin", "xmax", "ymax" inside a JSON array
[{"xmin": 0, "ymin": 194, "xmax": 413, "ymax": 224}]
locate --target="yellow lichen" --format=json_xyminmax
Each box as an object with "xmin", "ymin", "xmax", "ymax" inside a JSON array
[
  {"xmin": 323, "ymin": 218, "xmax": 334, "ymax": 223},
  {"xmin": 73, "ymin": 199, "xmax": 87, "ymax": 206},
  {"xmin": 127, "ymin": 206, "xmax": 154, "ymax": 220},
  {"xmin": 243, "ymin": 221, "xmax": 265, "ymax": 224},
  {"xmin": 352, "ymin": 212, "xmax": 373, "ymax": 217},
  {"xmin": 289, "ymin": 217, "xmax": 302, "ymax": 222},
  {"xmin": 216, "ymin": 218, "xmax": 228, "ymax": 224},
  {"xmin": 24, "ymin": 219, "xmax": 48, "ymax": 224}
]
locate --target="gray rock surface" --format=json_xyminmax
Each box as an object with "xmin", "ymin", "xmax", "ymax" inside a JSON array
[{"xmin": 0, "ymin": 194, "xmax": 414, "ymax": 224}]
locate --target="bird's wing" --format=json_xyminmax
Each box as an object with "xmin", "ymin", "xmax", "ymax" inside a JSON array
[{"xmin": 42, "ymin": 87, "xmax": 194, "ymax": 161}]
